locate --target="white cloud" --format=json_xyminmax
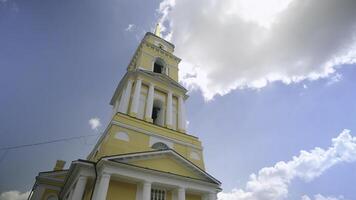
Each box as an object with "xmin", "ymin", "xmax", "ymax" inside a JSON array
[
  {"xmin": 158, "ymin": 0, "xmax": 356, "ymax": 100},
  {"xmin": 301, "ymin": 194, "xmax": 345, "ymax": 200},
  {"xmin": 326, "ymin": 73, "xmax": 342, "ymax": 86},
  {"xmin": 218, "ymin": 129, "xmax": 356, "ymax": 200},
  {"xmin": 125, "ymin": 24, "xmax": 135, "ymax": 32},
  {"xmin": 0, "ymin": 191, "xmax": 30, "ymax": 200},
  {"xmin": 88, "ymin": 117, "xmax": 101, "ymax": 130}
]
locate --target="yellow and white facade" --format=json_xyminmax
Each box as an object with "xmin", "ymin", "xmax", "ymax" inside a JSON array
[{"xmin": 29, "ymin": 30, "xmax": 221, "ymax": 200}]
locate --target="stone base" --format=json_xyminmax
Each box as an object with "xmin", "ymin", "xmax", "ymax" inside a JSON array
[
  {"xmin": 145, "ymin": 117, "xmax": 153, "ymax": 123},
  {"xmin": 177, "ymin": 128, "xmax": 186, "ymax": 133},
  {"xmin": 129, "ymin": 112, "xmax": 137, "ymax": 118}
]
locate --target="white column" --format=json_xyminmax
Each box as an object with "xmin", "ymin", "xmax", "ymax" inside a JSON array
[
  {"xmin": 144, "ymin": 83, "xmax": 155, "ymax": 122},
  {"xmin": 166, "ymin": 91, "xmax": 173, "ymax": 128},
  {"xmin": 142, "ymin": 181, "xmax": 151, "ymax": 200},
  {"xmin": 130, "ymin": 78, "xmax": 142, "ymax": 116},
  {"xmin": 92, "ymin": 173, "xmax": 111, "ymax": 200},
  {"xmin": 208, "ymin": 192, "xmax": 217, "ymax": 200},
  {"xmin": 118, "ymin": 79, "xmax": 133, "ymax": 114},
  {"xmin": 177, "ymin": 95, "xmax": 186, "ymax": 132},
  {"xmin": 70, "ymin": 176, "xmax": 87, "ymax": 200},
  {"xmin": 177, "ymin": 187, "xmax": 185, "ymax": 200}
]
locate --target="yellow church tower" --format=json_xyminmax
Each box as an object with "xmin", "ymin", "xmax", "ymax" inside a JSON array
[{"xmin": 29, "ymin": 26, "xmax": 221, "ymax": 200}]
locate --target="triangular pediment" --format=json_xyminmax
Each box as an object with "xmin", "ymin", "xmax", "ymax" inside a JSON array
[{"xmin": 104, "ymin": 150, "xmax": 220, "ymax": 184}]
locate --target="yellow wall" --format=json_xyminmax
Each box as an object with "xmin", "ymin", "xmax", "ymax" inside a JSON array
[
  {"xmin": 107, "ymin": 180, "xmax": 137, "ymax": 200},
  {"xmin": 128, "ymin": 155, "xmax": 207, "ymax": 180},
  {"xmin": 186, "ymin": 193, "xmax": 202, "ymax": 200},
  {"xmin": 166, "ymin": 191, "xmax": 172, "ymax": 200},
  {"xmin": 91, "ymin": 113, "xmax": 205, "ymax": 169},
  {"xmin": 82, "ymin": 180, "xmax": 94, "ymax": 200},
  {"xmin": 91, "ymin": 113, "xmax": 206, "ymax": 170}
]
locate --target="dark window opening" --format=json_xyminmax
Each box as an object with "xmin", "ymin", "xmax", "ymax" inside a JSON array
[
  {"xmin": 151, "ymin": 188, "xmax": 166, "ymax": 200},
  {"xmin": 152, "ymin": 106, "xmax": 160, "ymax": 124},
  {"xmin": 154, "ymin": 62, "xmax": 164, "ymax": 73}
]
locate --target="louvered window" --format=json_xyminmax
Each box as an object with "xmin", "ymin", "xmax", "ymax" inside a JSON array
[{"xmin": 151, "ymin": 188, "xmax": 166, "ymax": 200}]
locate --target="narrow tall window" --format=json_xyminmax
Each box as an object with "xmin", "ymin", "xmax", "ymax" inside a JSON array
[
  {"xmin": 151, "ymin": 188, "xmax": 166, "ymax": 200},
  {"xmin": 152, "ymin": 106, "xmax": 160, "ymax": 124},
  {"xmin": 152, "ymin": 99, "xmax": 164, "ymax": 126},
  {"xmin": 154, "ymin": 62, "xmax": 163, "ymax": 73}
]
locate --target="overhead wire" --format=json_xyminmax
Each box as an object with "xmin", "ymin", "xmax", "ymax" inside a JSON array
[{"xmin": 0, "ymin": 133, "xmax": 100, "ymax": 151}]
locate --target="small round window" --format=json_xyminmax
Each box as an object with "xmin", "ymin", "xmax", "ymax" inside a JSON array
[{"xmin": 151, "ymin": 142, "xmax": 169, "ymax": 150}]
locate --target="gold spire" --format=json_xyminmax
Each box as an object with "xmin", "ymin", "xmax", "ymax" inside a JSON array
[{"xmin": 154, "ymin": 23, "xmax": 161, "ymax": 37}]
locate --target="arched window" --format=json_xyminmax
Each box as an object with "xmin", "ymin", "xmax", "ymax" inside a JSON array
[
  {"xmin": 152, "ymin": 142, "xmax": 169, "ymax": 150},
  {"xmin": 153, "ymin": 58, "xmax": 165, "ymax": 74},
  {"xmin": 46, "ymin": 194, "xmax": 58, "ymax": 200},
  {"xmin": 152, "ymin": 99, "xmax": 164, "ymax": 126}
]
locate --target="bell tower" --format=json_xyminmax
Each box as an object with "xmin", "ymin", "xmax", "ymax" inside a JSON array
[
  {"xmin": 87, "ymin": 28, "xmax": 207, "ymax": 168},
  {"xmin": 110, "ymin": 29, "xmax": 186, "ymax": 132}
]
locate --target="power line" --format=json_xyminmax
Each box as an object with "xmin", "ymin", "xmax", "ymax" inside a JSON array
[{"xmin": 0, "ymin": 133, "xmax": 100, "ymax": 151}]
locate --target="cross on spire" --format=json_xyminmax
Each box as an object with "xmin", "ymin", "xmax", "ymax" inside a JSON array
[{"xmin": 154, "ymin": 23, "xmax": 161, "ymax": 37}]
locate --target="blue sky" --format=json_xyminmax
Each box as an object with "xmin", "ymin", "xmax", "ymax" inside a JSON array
[{"xmin": 1, "ymin": 0, "xmax": 356, "ymax": 200}]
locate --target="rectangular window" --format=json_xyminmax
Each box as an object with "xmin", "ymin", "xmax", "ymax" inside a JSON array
[{"xmin": 151, "ymin": 188, "xmax": 166, "ymax": 200}]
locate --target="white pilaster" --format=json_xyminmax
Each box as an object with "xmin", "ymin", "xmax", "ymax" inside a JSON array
[
  {"xmin": 166, "ymin": 91, "xmax": 173, "ymax": 128},
  {"xmin": 130, "ymin": 79, "xmax": 142, "ymax": 116},
  {"xmin": 145, "ymin": 83, "xmax": 155, "ymax": 122},
  {"xmin": 177, "ymin": 95, "xmax": 186, "ymax": 132},
  {"xmin": 70, "ymin": 176, "xmax": 87, "ymax": 200},
  {"xmin": 208, "ymin": 192, "xmax": 217, "ymax": 200},
  {"xmin": 118, "ymin": 79, "xmax": 133, "ymax": 114},
  {"xmin": 177, "ymin": 187, "xmax": 185, "ymax": 200},
  {"xmin": 142, "ymin": 181, "xmax": 151, "ymax": 200},
  {"xmin": 112, "ymin": 99, "xmax": 119, "ymax": 117},
  {"xmin": 92, "ymin": 173, "xmax": 111, "ymax": 200}
]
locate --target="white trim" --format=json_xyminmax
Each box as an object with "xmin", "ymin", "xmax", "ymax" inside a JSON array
[{"xmin": 111, "ymin": 120, "xmax": 202, "ymax": 150}]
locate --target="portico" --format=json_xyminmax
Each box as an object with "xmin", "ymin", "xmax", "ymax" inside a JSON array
[{"xmin": 91, "ymin": 158, "xmax": 219, "ymax": 200}]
